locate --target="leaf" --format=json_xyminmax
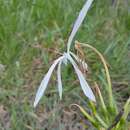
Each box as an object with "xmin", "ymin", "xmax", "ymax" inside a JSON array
[
  {"xmin": 34, "ymin": 56, "xmax": 64, "ymax": 107},
  {"xmin": 57, "ymin": 60, "xmax": 63, "ymax": 99},
  {"xmin": 70, "ymin": 104, "xmax": 97, "ymax": 126},
  {"xmin": 67, "ymin": 54, "xmax": 96, "ymax": 102},
  {"xmin": 67, "ymin": 0, "xmax": 94, "ymax": 52}
]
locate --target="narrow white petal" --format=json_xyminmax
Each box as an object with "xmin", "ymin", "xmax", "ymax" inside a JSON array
[
  {"xmin": 34, "ymin": 56, "xmax": 64, "ymax": 107},
  {"xmin": 70, "ymin": 52, "xmax": 88, "ymax": 70},
  {"xmin": 70, "ymin": 52, "xmax": 80, "ymax": 62},
  {"xmin": 67, "ymin": 54, "xmax": 96, "ymax": 102},
  {"xmin": 67, "ymin": 0, "xmax": 94, "ymax": 52},
  {"xmin": 57, "ymin": 60, "xmax": 63, "ymax": 100}
]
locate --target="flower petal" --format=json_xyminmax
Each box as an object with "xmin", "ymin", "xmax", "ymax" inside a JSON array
[
  {"xmin": 67, "ymin": 54, "xmax": 96, "ymax": 102},
  {"xmin": 57, "ymin": 60, "xmax": 63, "ymax": 100},
  {"xmin": 70, "ymin": 52, "xmax": 88, "ymax": 71},
  {"xmin": 67, "ymin": 0, "xmax": 94, "ymax": 52},
  {"xmin": 34, "ymin": 56, "xmax": 64, "ymax": 107}
]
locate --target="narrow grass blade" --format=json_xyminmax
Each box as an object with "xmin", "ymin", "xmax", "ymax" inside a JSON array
[
  {"xmin": 95, "ymin": 113, "xmax": 108, "ymax": 128},
  {"xmin": 122, "ymin": 97, "xmax": 130, "ymax": 120},
  {"xmin": 70, "ymin": 104, "xmax": 98, "ymax": 127},
  {"xmin": 95, "ymin": 83, "xmax": 107, "ymax": 114}
]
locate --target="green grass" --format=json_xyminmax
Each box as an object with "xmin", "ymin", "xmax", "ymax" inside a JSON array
[{"xmin": 0, "ymin": 0, "xmax": 130, "ymax": 130}]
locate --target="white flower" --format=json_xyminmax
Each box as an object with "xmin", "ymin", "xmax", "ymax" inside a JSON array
[{"xmin": 34, "ymin": 0, "xmax": 95, "ymax": 107}]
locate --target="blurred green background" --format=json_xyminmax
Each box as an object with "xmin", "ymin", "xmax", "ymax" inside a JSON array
[{"xmin": 0, "ymin": 0, "xmax": 130, "ymax": 130}]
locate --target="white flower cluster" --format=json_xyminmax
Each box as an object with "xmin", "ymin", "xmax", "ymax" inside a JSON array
[{"xmin": 34, "ymin": 0, "xmax": 95, "ymax": 107}]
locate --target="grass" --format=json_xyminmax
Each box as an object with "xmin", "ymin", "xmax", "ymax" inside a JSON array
[
  {"xmin": 71, "ymin": 42, "xmax": 130, "ymax": 130},
  {"xmin": 0, "ymin": 0, "xmax": 130, "ymax": 130}
]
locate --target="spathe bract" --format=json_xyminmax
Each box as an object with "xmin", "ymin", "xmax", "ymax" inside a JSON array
[{"xmin": 34, "ymin": 0, "xmax": 95, "ymax": 107}]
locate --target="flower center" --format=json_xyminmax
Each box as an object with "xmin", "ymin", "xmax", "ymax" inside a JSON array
[{"xmin": 62, "ymin": 52, "xmax": 70, "ymax": 65}]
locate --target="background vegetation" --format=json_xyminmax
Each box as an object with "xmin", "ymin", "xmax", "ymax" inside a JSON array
[{"xmin": 0, "ymin": 0, "xmax": 130, "ymax": 130}]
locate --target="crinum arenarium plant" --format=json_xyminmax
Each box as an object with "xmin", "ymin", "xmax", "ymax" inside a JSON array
[{"xmin": 34, "ymin": 0, "xmax": 96, "ymax": 107}]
